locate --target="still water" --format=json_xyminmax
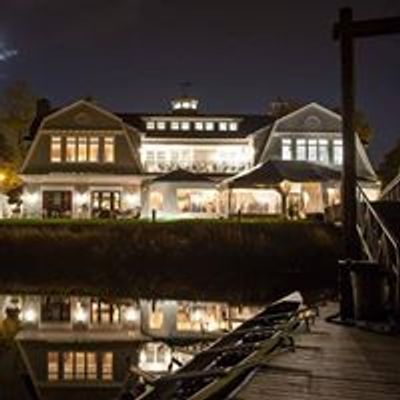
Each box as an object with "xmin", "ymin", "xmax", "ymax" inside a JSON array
[{"xmin": 0, "ymin": 293, "xmax": 262, "ymax": 400}]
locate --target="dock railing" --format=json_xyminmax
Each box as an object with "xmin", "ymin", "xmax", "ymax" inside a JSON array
[
  {"xmin": 356, "ymin": 183, "xmax": 400, "ymax": 316},
  {"xmin": 380, "ymin": 173, "xmax": 400, "ymax": 201}
]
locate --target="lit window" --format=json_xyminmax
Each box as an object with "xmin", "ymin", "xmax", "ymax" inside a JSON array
[
  {"xmin": 89, "ymin": 137, "xmax": 99, "ymax": 162},
  {"xmin": 281, "ymin": 138, "xmax": 292, "ymax": 160},
  {"xmin": 308, "ymin": 139, "xmax": 318, "ymax": 161},
  {"xmin": 66, "ymin": 137, "xmax": 76, "ymax": 162},
  {"xmin": 90, "ymin": 299, "xmax": 120, "ymax": 324},
  {"xmin": 75, "ymin": 352, "xmax": 86, "ymax": 380},
  {"xmin": 171, "ymin": 121, "xmax": 179, "ymax": 131},
  {"xmin": 104, "ymin": 137, "xmax": 115, "ymax": 163},
  {"xmin": 145, "ymin": 150, "xmax": 155, "ymax": 171},
  {"xmin": 229, "ymin": 122, "xmax": 238, "ymax": 131},
  {"xmin": 59, "ymin": 352, "xmax": 100, "ymax": 381},
  {"xmin": 87, "ymin": 353, "xmax": 97, "ymax": 380},
  {"xmin": 149, "ymin": 191, "xmax": 164, "ymax": 211},
  {"xmin": 146, "ymin": 121, "xmax": 155, "ymax": 130},
  {"xmin": 181, "ymin": 121, "xmax": 190, "ymax": 131},
  {"xmin": 157, "ymin": 151, "xmax": 166, "ymax": 170},
  {"xmin": 333, "ymin": 139, "xmax": 343, "ymax": 165},
  {"xmin": 182, "ymin": 101, "xmax": 190, "ymax": 109},
  {"xmin": 156, "ymin": 121, "xmax": 166, "ymax": 130},
  {"xmin": 41, "ymin": 296, "xmax": 71, "ymax": 322},
  {"xmin": 296, "ymin": 139, "xmax": 307, "ymax": 160},
  {"xmin": 318, "ymin": 139, "xmax": 329, "ymax": 163},
  {"xmin": 205, "ymin": 122, "xmax": 214, "ymax": 131},
  {"xmin": 195, "ymin": 122, "xmax": 204, "ymax": 131},
  {"xmin": 48, "ymin": 352, "xmax": 59, "ymax": 381},
  {"xmin": 149, "ymin": 310, "xmax": 164, "ymax": 329},
  {"xmin": 78, "ymin": 137, "xmax": 87, "ymax": 162},
  {"xmin": 102, "ymin": 353, "xmax": 113, "ymax": 381},
  {"xmin": 219, "ymin": 122, "xmax": 228, "ymax": 131},
  {"xmin": 63, "ymin": 352, "xmax": 74, "ymax": 380},
  {"xmin": 50, "ymin": 137, "xmax": 62, "ymax": 162}
]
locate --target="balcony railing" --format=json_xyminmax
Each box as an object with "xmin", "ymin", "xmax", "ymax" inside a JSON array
[{"xmin": 356, "ymin": 183, "xmax": 400, "ymax": 315}]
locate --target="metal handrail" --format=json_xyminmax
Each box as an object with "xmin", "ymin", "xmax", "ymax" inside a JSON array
[
  {"xmin": 356, "ymin": 183, "xmax": 400, "ymax": 315},
  {"xmin": 381, "ymin": 172, "xmax": 400, "ymax": 201}
]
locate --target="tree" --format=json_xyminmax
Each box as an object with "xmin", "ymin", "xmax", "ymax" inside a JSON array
[
  {"xmin": 0, "ymin": 80, "xmax": 37, "ymax": 158},
  {"xmin": 0, "ymin": 81, "xmax": 37, "ymax": 193},
  {"xmin": 333, "ymin": 107, "xmax": 374, "ymax": 145},
  {"xmin": 379, "ymin": 139, "xmax": 400, "ymax": 187}
]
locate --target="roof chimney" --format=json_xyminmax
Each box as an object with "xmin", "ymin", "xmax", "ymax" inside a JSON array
[{"xmin": 36, "ymin": 98, "xmax": 52, "ymax": 119}]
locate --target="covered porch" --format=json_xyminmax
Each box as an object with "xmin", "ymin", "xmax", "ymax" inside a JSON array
[
  {"xmin": 142, "ymin": 169, "xmax": 219, "ymax": 220},
  {"xmin": 219, "ymin": 160, "xmax": 342, "ymax": 219}
]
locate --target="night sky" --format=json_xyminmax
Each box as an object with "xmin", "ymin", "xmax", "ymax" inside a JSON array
[{"xmin": 0, "ymin": 0, "xmax": 399, "ymax": 164}]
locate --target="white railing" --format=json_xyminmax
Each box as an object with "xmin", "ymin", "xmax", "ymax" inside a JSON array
[{"xmin": 356, "ymin": 183, "xmax": 400, "ymax": 315}]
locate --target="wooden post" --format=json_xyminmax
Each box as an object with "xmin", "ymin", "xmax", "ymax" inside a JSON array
[
  {"xmin": 151, "ymin": 208, "xmax": 156, "ymax": 222},
  {"xmin": 339, "ymin": 8, "xmax": 359, "ymax": 260}
]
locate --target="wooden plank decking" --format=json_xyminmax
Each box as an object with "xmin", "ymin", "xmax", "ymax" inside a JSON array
[{"xmin": 235, "ymin": 303, "xmax": 400, "ymax": 400}]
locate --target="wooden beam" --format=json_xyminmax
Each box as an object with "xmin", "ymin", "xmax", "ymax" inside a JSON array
[{"xmin": 334, "ymin": 15, "xmax": 400, "ymax": 40}]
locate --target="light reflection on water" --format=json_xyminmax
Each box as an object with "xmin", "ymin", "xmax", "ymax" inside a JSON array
[{"xmin": 0, "ymin": 293, "xmax": 262, "ymax": 398}]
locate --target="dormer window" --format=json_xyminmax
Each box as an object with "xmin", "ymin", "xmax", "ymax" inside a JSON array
[
  {"xmin": 156, "ymin": 121, "xmax": 166, "ymax": 130},
  {"xmin": 171, "ymin": 121, "xmax": 180, "ymax": 131},
  {"xmin": 219, "ymin": 122, "xmax": 228, "ymax": 131},
  {"xmin": 229, "ymin": 122, "xmax": 238, "ymax": 131},
  {"xmin": 181, "ymin": 121, "xmax": 190, "ymax": 131},
  {"xmin": 146, "ymin": 121, "xmax": 156, "ymax": 130},
  {"xmin": 205, "ymin": 122, "xmax": 214, "ymax": 131},
  {"xmin": 195, "ymin": 122, "xmax": 204, "ymax": 131}
]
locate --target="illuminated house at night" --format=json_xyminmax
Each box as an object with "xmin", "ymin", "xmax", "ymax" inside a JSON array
[{"xmin": 19, "ymin": 97, "xmax": 378, "ymax": 219}]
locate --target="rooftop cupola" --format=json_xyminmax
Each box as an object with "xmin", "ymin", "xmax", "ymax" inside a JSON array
[
  {"xmin": 170, "ymin": 82, "xmax": 199, "ymax": 115},
  {"xmin": 170, "ymin": 96, "xmax": 199, "ymax": 115}
]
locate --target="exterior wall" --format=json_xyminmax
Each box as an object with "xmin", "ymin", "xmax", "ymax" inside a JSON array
[
  {"xmin": 21, "ymin": 181, "xmax": 141, "ymax": 219},
  {"xmin": 260, "ymin": 103, "xmax": 377, "ymax": 180},
  {"xmin": 142, "ymin": 181, "xmax": 219, "ymax": 219},
  {"xmin": 140, "ymin": 141, "xmax": 254, "ymax": 174}
]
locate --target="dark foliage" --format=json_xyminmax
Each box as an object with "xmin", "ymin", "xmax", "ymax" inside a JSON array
[{"xmin": 0, "ymin": 221, "xmax": 342, "ymax": 303}]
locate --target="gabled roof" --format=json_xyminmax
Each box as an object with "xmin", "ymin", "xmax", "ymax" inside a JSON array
[{"xmin": 151, "ymin": 169, "xmax": 213, "ymax": 183}]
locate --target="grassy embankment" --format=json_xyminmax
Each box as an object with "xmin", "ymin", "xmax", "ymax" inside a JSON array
[{"xmin": 0, "ymin": 219, "xmax": 342, "ymax": 304}]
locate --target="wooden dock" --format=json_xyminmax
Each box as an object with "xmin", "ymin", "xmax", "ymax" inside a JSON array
[{"xmin": 235, "ymin": 303, "xmax": 400, "ymax": 400}]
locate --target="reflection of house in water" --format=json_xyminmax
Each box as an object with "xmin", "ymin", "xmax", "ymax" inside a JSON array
[{"xmin": 0, "ymin": 294, "xmax": 261, "ymax": 400}]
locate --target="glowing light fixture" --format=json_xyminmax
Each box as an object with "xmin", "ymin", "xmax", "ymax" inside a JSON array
[
  {"xmin": 23, "ymin": 308, "xmax": 37, "ymax": 323},
  {"xmin": 125, "ymin": 307, "xmax": 139, "ymax": 323},
  {"xmin": 75, "ymin": 302, "xmax": 88, "ymax": 323}
]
